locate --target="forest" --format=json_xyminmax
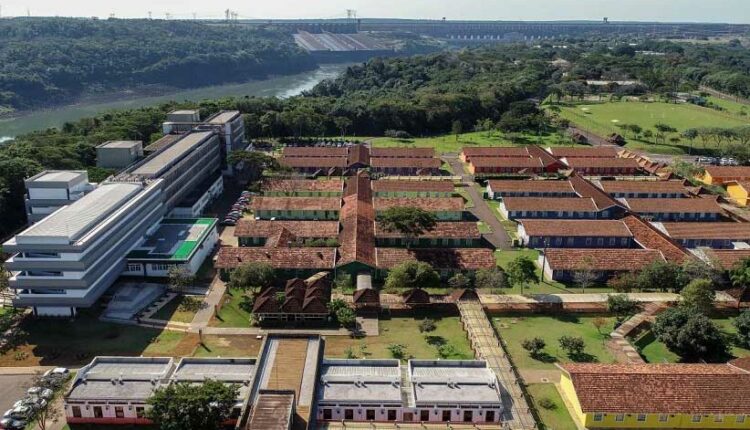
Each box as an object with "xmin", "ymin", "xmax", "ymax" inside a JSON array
[
  {"xmin": 0, "ymin": 17, "xmax": 316, "ymax": 111},
  {"xmin": 1, "ymin": 38, "xmax": 749, "ymax": 237}
]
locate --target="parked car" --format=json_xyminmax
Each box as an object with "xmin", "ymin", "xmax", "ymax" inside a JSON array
[
  {"xmin": 0, "ymin": 417, "xmax": 26, "ymax": 430},
  {"xmin": 28, "ymin": 386, "xmax": 53, "ymax": 400},
  {"xmin": 3, "ymin": 406, "xmax": 31, "ymax": 420},
  {"xmin": 222, "ymin": 219, "xmax": 236, "ymax": 226}
]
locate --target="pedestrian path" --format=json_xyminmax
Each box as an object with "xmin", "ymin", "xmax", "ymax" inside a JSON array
[
  {"xmin": 458, "ymin": 302, "xmax": 536, "ymax": 430},
  {"xmin": 610, "ymin": 302, "xmax": 668, "ymax": 364}
]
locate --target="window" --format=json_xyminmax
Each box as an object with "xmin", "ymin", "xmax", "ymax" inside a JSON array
[
  {"xmin": 442, "ymin": 410, "xmax": 452, "ymax": 421},
  {"xmin": 344, "ymin": 409, "xmax": 354, "ymax": 420},
  {"xmin": 126, "ymin": 264, "xmax": 141, "ymax": 272},
  {"xmin": 72, "ymin": 406, "xmax": 82, "ymax": 418},
  {"xmin": 486, "ymin": 411, "xmax": 495, "ymax": 422},
  {"xmin": 585, "ymin": 238, "xmax": 593, "ymax": 246},
  {"xmin": 597, "ymin": 238, "xmax": 604, "ymax": 246},
  {"xmin": 151, "ymin": 264, "xmax": 170, "ymax": 271},
  {"xmin": 421, "ymin": 410, "xmax": 430, "ymax": 421},
  {"xmin": 615, "ymin": 414, "xmax": 624, "ymax": 422},
  {"xmin": 714, "ymin": 415, "xmax": 723, "ymax": 422},
  {"xmin": 93, "ymin": 406, "xmax": 103, "ymax": 418},
  {"xmin": 115, "ymin": 407, "xmax": 124, "ymax": 418},
  {"xmin": 323, "ymin": 409, "xmax": 332, "ymax": 420},
  {"xmin": 387, "ymin": 410, "xmax": 397, "ymax": 421},
  {"xmin": 692, "ymin": 415, "xmax": 702, "ymax": 423},
  {"xmin": 609, "ymin": 237, "xmax": 616, "ymax": 246},
  {"xmin": 637, "ymin": 414, "xmax": 646, "ymax": 422},
  {"xmin": 463, "ymin": 410, "xmax": 473, "ymax": 423},
  {"xmin": 366, "ymin": 410, "xmax": 375, "ymax": 421},
  {"xmin": 737, "ymin": 416, "xmax": 746, "ymax": 423},
  {"xmin": 593, "ymin": 413, "xmax": 603, "ymax": 422},
  {"xmin": 136, "ymin": 407, "xmax": 145, "ymax": 419},
  {"xmin": 555, "ymin": 237, "xmax": 563, "ymax": 246},
  {"xmin": 621, "ymin": 237, "xmax": 629, "ymax": 246},
  {"xmin": 658, "ymin": 414, "xmax": 668, "ymax": 422}
]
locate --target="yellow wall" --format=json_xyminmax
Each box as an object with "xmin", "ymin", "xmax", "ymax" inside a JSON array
[
  {"xmin": 727, "ymin": 183, "xmax": 749, "ymax": 207},
  {"xmin": 560, "ymin": 373, "xmax": 750, "ymax": 429},
  {"xmin": 700, "ymin": 171, "xmax": 716, "ymax": 185}
]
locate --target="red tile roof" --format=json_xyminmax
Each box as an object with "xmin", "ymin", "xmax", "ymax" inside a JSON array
[
  {"xmin": 502, "ymin": 197, "xmax": 598, "ymax": 212},
  {"xmin": 487, "ymin": 180, "xmax": 575, "ymax": 194},
  {"xmin": 279, "ymin": 157, "xmax": 348, "ymax": 168},
  {"xmin": 520, "ymin": 220, "xmax": 633, "ymax": 237},
  {"xmin": 370, "ymin": 157, "xmax": 442, "ymax": 168},
  {"xmin": 704, "ymin": 166, "xmax": 750, "ymax": 180},
  {"xmin": 544, "ymin": 249, "xmax": 666, "ymax": 271},
  {"xmin": 215, "ymin": 247, "xmax": 336, "ymax": 270},
  {"xmin": 374, "ymin": 197, "xmax": 464, "ymax": 212},
  {"xmin": 621, "ymin": 215, "xmax": 690, "ymax": 263},
  {"xmin": 548, "ymin": 146, "xmax": 619, "ymax": 158},
  {"xmin": 375, "ymin": 248, "xmax": 495, "ymax": 270},
  {"xmin": 337, "ymin": 173, "xmax": 376, "ymax": 268},
  {"xmin": 701, "ymin": 249, "xmax": 750, "ymax": 269},
  {"xmin": 353, "ymin": 288, "xmax": 380, "ymax": 305},
  {"xmin": 624, "ymin": 197, "xmax": 723, "ymax": 214},
  {"xmin": 564, "ymin": 157, "xmax": 640, "ymax": 169},
  {"xmin": 569, "ymin": 174, "xmax": 622, "ymax": 210},
  {"xmin": 660, "ymin": 222, "xmax": 750, "ymax": 240},
  {"xmin": 262, "ymin": 179, "xmax": 344, "ymax": 193},
  {"xmin": 562, "ymin": 363, "xmax": 750, "ymax": 414},
  {"xmin": 597, "ymin": 180, "xmax": 688, "ymax": 195},
  {"xmin": 348, "ymin": 144, "xmax": 370, "ymax": 166},
  {"xmin": 249, "ymin": 197, "xmax": 341, "ymax": 212},
  {"xmin": 403, "ymin": 288, "xmax": 431, "ymax": 305},
  {"xmin": 526, "ymin": 145, "xmax": 563, "ymax": 167},
  {"xmin": 234, "ymin": 220, "xmax": 340, "ymax": 238},
  {"xmin": 375, "ymin": 222, "xmax": 481, "ymax": 239},
  {"xmin": 461, "ymin": 147, "xmax": 531, "ymax": 158},
  {"xmin": 370, "ymin": 147, "xmax": 435, "ymax": 158},
  {"xmin": 470, "ymin": 157, "xmax": 543, "ymax": 168},
  {"xmin": 282, "ymin": 147, "xmax": 348, "ymax": 157},
  {"xmin": 371, "ymin": 180, "xmax": 455, "ymax": 193}
]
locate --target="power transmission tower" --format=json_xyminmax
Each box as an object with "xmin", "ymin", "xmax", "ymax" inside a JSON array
[
  {"xmin": 346, "ymin": 9, "xmax": 357, "ymax": 20},
  {"xmin": 225, "ymin": 8, "xmax": 230, "ymax": 21},
  {"xmin": 164, "ymin": 12, "xmax": 171, "ymax": 20},
  {"xmin": 192, "ymin": 12, "xmax": 197, "ymax": 20},
  {"xmin": 148, "ymin": 11, "xmax": 152, "ymax": 19}
]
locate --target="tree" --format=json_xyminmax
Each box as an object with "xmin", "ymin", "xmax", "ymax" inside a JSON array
[
  {"xmin": 378, "ymin": 207, "xmax": 437, "ymax": 248},
  {"xmin": 592, "ymin": 317, "xmax": 608, "ymax": 335},
  {"xmin": 507, "ymin": 256, "xmax": 539, "ymax": 294},
  {"xmin": 451, "ymin": 120, "xmax": 463, "ymax": 142},
  {"xmin": 384, "ymin": 260, "xmax": 440, "ymax": 291},
  {"xmin": 573, "ymin": 256, "xmax": 597, "ymax": 292},
  {"xmin": 522, "ymin": 337, "xmax": 546, "ymax": 358},
  {"xmin": 682, "ymin": 128, "xmax": 698, "ymax": 153},
  {"xmin": 558, "ymin": 336, "xmax": 586, "ymax": 359},
  {"xmin": 448, "ymin": 273, "xmax": 471, "ymax": 290},
  {"xmin": 333, "ymin": 116, "xmax": 353, "ymax": 137},
  {"xmin": 167, "ymin": 266, "xmax": 196, "ymax": 293},
  {"xmin": 474, "ymin": 267, "xmax": 508, "ymax": 290},
  {"xmin": 387, "ymin": 343, "xmax": 407, "ymax": 359},
  {"xmin": 653, "ymin": 307, "xmax": 728, "ymax": 362},
  {"xmin": 147, "ymin": 380, "xmax": 239, "ymax": 430},
  {"xmin": 654, "ymin": 123, "xmax": 677, "ymax": 144},
  {"xmin": 228, "ymin": 261, "xmax": 275, "ymax": 294},
  {"xmin": 227, "ymin": 150, "xmax": 280, "ymax": 182},
  {"xmin": 335, "ymin": 305, "xmax": 356, "ymax": 328},
  {"xmin": 637, "ymin": 260, "xmax": 682, "ymax": 292},
  {"xmin": 607, "ymin": 294, "xmax": 641, "ymax": 319},
  {"xmin": 419, "ymin": 318, "xmax": 437, "ymax": 333},
  {"xmin": 734, "ymin": 309, "xmax": 750, "ymax": 348},
  {"xmin": 607, "ymin": 272, "xmax": 639, "ymax": 293},
  {"xmin": 680, "ymin": 278, "xmax": 715, "ymax": 315},
  {"xmin": 679, "ymin": 258, "xmax": 724, "ymax": 288},
  {"xmin": 730, "ymin": 258, "xmax": 750, "ymax": 288},
  {"xmin": 642, "ymin": 129, "xmax": 654, "ymax": 142}
]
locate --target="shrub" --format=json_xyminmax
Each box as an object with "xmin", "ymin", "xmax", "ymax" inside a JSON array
[
  {"xmin": 387, "ymin": 343, "xmax": 407, "ymax": 359},
  {"xmin": 538, "ymin": 397, "xmax": 557, "ymax": 410},
  {"xmin": 419, "ymin": 318, "xmax": 437, "ymax": 333},
  {"xmin": 558, "ymin": 336, "xmax": 585, "ymax": 358},
  {"xmin": 521, "ymin": 337, "xmax": 546, "ymax": 358}
]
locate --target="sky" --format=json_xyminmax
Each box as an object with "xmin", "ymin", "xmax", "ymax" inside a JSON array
[{"xmin": 1, "ymin": 0, "xmax": 749, "ymax": 23}]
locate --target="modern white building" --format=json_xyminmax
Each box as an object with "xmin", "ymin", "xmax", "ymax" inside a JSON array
[
  {"xmin": 169, "ymin": 173, "xmax": 224, "ymax": 218},
  {"xmin": 4, "ymin": 181, "xmax": 166, "ymax": 316},
  {"xmin": 96, "ymin": 140, "xmax": 143, "ymax": 169},
  {"xmin": 24, "ymin": 171, "xmax": 95, "ymax": 223}
]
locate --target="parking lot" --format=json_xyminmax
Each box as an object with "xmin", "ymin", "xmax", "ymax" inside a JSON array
[{"xmin": 0, "ymin": 373, "xmax": 37, "ymax": 413}]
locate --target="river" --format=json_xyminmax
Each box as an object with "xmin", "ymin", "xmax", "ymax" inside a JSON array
[{"xmin": 0, "ymin": 62, "xmax": 352, "ymax": 142}]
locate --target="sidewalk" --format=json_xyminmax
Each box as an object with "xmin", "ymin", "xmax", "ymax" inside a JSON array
[{"xmin": 190, "ymin": 274, "xmax": 227, "ymax": 328}]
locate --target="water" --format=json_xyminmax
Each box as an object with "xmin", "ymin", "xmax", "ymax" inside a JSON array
[{"xmin": 0, "ymin": 62, "xmax": 351, "ymax": 140}]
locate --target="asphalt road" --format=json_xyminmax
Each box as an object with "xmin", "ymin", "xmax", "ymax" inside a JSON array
[{"xmin": 0, "ymin": 374, "xmax": 37, "ymax": 413}]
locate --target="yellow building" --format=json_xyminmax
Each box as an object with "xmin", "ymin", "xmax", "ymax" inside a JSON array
[
  {"xmin": 699, "ymin": 166, "xmax": 750, "ymax": 186},
  {"xmin": 558, "ymin": 361, "xmax": 750, "ymax": 429},
  {"xmin": 726, "ymin": 181, "xmax": 750, "ymax": 207}
]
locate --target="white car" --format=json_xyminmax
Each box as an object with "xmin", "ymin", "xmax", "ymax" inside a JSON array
[
  {"xmin": 0, "ymin": 417, "xmax": 26, "ymax": 430},
  {"xmin": 27, "ymin": 387, "xmax": 53, "ymax": 400}
]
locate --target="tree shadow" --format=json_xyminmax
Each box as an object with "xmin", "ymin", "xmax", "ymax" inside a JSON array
[
  {"xmin": 568, "ymin": 351, "xmax": 598, "ymax": 363},
  {"xmin": 425, "ymin": 335, "xmax": 447, "ymax": 347},
  {"xmin": 552, "ymin": 313, "xmax": 581, "ymax": 324},
  {"xmin": 530, "ymin": 351, "xmax": 558, "ymax": 364}
]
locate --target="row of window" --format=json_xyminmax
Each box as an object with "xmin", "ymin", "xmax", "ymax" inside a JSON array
[
  {"xmin": 611, "ymin": 192, "xmax": 684, "ymax": 198},
  {"xmin": 321, "ymin": 408, "xmax": 495, "ymax": 423},
  {"xmin": 593, "ymin": 413, "xmax": 748, "ymax": 424},
  {"xmin": 71, "ymin": 405, "xmax": 145, "ymax": 419},
  {"xmin": 125, "ymin": 263, "xmax": 172, "ymax": 272},
  {"xmin": 530, "ymin": 237, "xmax": 630, "ymax": 247},
  {"xmin": 511, "ymin": 211, "xmax": 608, "ymax": 219}
]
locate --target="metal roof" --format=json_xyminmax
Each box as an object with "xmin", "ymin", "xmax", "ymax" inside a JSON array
[
  {"xmin": 31, "ymin": 171, "xmax": 86, "ymax": 183},
  {"xmin": 206, "ymin": 111, "xmax": 240, "ymax": 124},
  {"xmin": 17, "ymin": 182, "xmax": 142, "ymax": 242},
  {"xmin": 97, "ymin": 140, "xmax": 141, "ymax": 149},
  {"xmin": 131, "ymin": 131, "xmax": 213, "ymax": 177}
]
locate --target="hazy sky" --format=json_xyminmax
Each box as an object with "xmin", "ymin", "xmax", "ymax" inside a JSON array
[{"xmin": 3, "ymin": 0, "xmax": 749, "ymax": 23}]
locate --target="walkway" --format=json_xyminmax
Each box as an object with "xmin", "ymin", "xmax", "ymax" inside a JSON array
[
  {"xmin": 190, "ymin": 274, "xmax": 227, "ymax": 328},
  {"xmin": 458, "ymin": 302, "xmax": 536, "ymax": 430},
  {"xmin": 444, "ymin": 155, "xmax": 511, "ymax": 249},
  {"xmin": 610, "ymin": 302, "xmax": 669, "ymax": 364}
]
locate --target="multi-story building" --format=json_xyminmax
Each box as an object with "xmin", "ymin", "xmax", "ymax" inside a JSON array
[
  {"xmin": 198, "ymin": 110, "xmax": 245, "ymax": 173},
  {"xmin": 24, "ymin": 171, "xmax": 95, "ymax": 223},
  {"xmin": 96, "ymin": 140, "xmax": 143, "ymax": 169},
  {"xmin": 4, "ymin": 181, "xmax": 165, "ymax": 316}
]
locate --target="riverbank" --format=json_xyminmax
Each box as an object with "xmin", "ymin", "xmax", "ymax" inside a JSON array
[{"xmin": 0, "ymin": 62, "xmax": 352, "ymax": 140}]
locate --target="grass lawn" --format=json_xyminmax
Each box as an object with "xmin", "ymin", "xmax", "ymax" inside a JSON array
[
  {"xmin": 193, "ymin": 334, "xmax": 263, "ymax": 358},
  {"xmin": 633, "ymin": 316, "xmax": 750, "ymax": 363},
  {"xmin": 485, "ymin": 200, "xmax": 518, "ymax": 239},
  {"xmin": 0, "ymin": 312, "xmax": 197, "ymax": 366},
  {"xmin": 456, "ymin": 187, "xmax": 475, "ymax": 208},
  {"xmin": 527, "ymin": 383, "xmax": 578, "ymax": 430},
  {"xmin": 477, "ymin": 221, "xmax": 492, "ymax": 234},
  {"xmin": 706, "ymin": 96, "xmax": 750, "ymax": 118},
  {"xmin": 556, "ymin": 100, "xmax": 749, "ymax": 155},
  {"xmin": 371, "ymin": 130, "xmax": 580, "ymax": 154},
  {"xmin": 494, "ymin": 314, "xmax": 619, "ymax": 370},
  {"xmin": 211, "ymin": 288, "xmax": 253, "ymax": 327},
  {"xmin": 150, "ymin": 295, "xmax": 199, "ymax": 324},
  {"xmin": 324, "ymin": 316, "xmax": 473, "ymax": 361},
  {"xmin": 493, "ymin": 249, "xmax": 586, "ymax": 294}
]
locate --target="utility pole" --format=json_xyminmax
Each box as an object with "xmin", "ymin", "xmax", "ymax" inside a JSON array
[
  {"xmin": 164, "ymin": 12, "xmax": 171, "ymax": 20},
  {"xmin": 147, "ymin": 11, "xmax": 152, "ymax": 19},
  {"xmin": 192, "ymin": 12, "xmax": 196, "ymax": 20}
]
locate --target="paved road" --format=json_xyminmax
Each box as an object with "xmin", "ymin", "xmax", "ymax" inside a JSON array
[
  {"xmin": 0, "ymin": 373, "xmax": 39, "ymax": 414},
  {"xmin": 444, "ymin": 155, "xmax": 512, "ymax": 250}
]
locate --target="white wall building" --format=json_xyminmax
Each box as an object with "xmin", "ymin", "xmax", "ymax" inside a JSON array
[{"xmin": 25, "ymin": 171, "xmax": 95, "ymax": 223}]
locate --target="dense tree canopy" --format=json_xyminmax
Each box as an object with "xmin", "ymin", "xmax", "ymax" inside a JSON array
[{"xmin": 147, "ymin": 380, "xmax": 238, "ymax": 430}]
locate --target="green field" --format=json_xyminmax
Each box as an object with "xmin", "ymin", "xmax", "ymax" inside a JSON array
[
  {"xmin": 706, "ymin": 96, "xmax": 750, "ymax": 118},
  {"xmin": 556, "ymin": 101, "xmax": 749, "ymax": 155},
  {"xmin": 370, "ymin": 130, "xmax": 582, "ymax": 154},
  {"xmin": 527, "ymin": 384, "xmax": 578, "ymax": 430},
  {"xmin": 325, "ymin": 316, "xmax": 473, "ymax": 361},
  {"xmin": 211, "ymin": 288, "xmax": 253, "ymax": 327},
  {"xmin": 494, "ymin": 314, "xmax": 619, "ymax": 370},
  {"xmin": 150, "ymin": 296, "xmax": 199, "ymax": 323}
]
